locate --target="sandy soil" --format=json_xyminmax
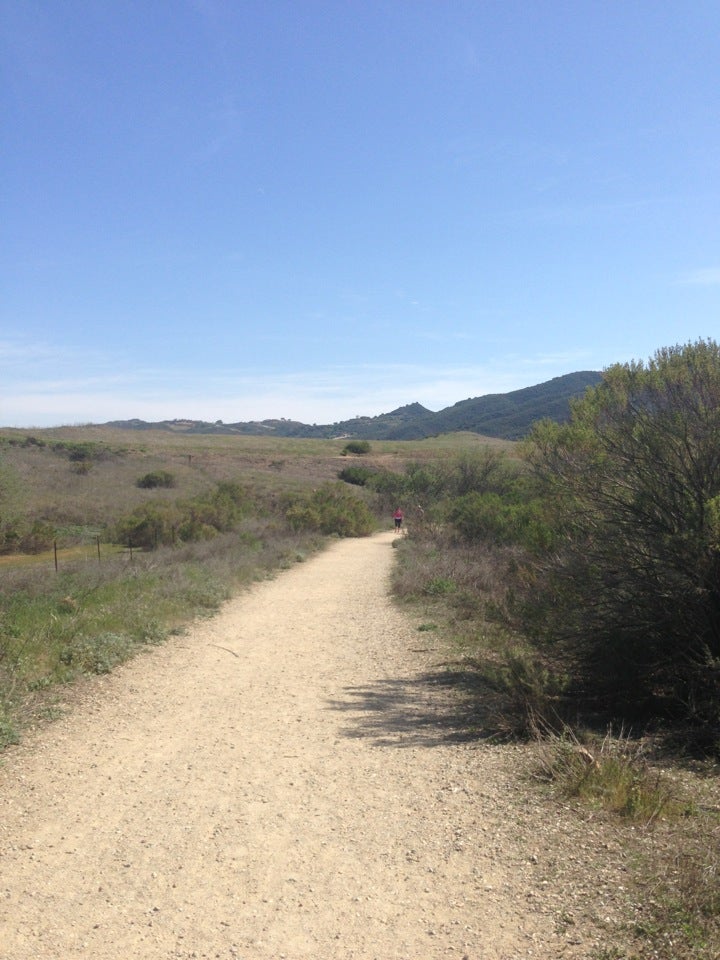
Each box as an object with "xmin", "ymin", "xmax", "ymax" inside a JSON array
[{"xmin": 0, "ymin": 532, "xmax": 636, "ymax": 959}]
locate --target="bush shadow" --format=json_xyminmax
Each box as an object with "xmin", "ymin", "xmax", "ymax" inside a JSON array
[{"xmin": 327, "ymin": 660, "xmax": 500, "ymax": 748}]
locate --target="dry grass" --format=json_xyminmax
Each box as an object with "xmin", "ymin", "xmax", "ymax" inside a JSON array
[{"xmin": 0, "ymin": 427, "xmax": 514, "ymax": 536}]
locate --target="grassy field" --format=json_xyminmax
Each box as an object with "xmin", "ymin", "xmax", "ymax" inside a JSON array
[{"xmin": 0, "ymin": 426, "xmax": 514, "ymax": 535}]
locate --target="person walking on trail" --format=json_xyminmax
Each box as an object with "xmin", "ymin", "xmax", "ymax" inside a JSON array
[{"xmin": 393, "ymin": 507, "xmax": 404, "ymax": 532}]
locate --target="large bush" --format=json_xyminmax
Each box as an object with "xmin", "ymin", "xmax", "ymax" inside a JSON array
[
  {"xmin": 113, "ymin": 480, "xmax": 249, "ymax": 549},
  {"xmin": 285, "ymin": 483, "xmax": 374, "ymax": 537},
  {"xmin": 524, "ymin": 340, "xmax": 720, "ymax": 733},
  {"xmin": 447, "ymin": 490, "xmax": 550, "ymax": 550},
  {"xmin": 114, "ymin": 502, "xmax": 180, "ymax": 549}
]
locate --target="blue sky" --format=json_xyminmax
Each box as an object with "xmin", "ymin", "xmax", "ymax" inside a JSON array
[{"xmin": 2, "ymin": 1, "xmax": 719, "ymax": 427}]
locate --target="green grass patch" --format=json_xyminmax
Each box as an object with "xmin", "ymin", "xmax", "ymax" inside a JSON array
[{"xmin": 535, "ymin": 727, "xmax": 681, "ymax": 822}]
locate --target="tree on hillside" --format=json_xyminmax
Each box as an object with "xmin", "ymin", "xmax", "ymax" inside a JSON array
[{"xmin": 524, "ymin": 339, "xmax": 720, "ymax": 736}]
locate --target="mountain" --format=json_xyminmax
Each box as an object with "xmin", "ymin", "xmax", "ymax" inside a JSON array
[
  {"xmin": 104, "ymin": 371, "xmax": 602, "ymax": 441},
  {"xmin": 384, "ymin": 370, "xmax": 603, "ymax": 440}
]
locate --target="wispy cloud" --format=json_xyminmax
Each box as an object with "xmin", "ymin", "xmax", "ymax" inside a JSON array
[
  {"xmin": 0, "ymin": 339, "xmax": 57, "ymax": 363},
  {"xmin": 678, "ymin": 267, "xmax": 720, "ymax": 286},
  {"xmin": 0, "ymin": 338, "xmax": 121, "ymax": 374},
  {"xmin": 0, "ymin": 344, "xmax": 597, "ymax": 428}
]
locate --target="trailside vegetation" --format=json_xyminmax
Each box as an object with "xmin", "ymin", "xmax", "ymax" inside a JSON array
[
  {"xmin": 385, "ymin": 340, "xmax": 720, "ymax": 959},
  {"xmin": 524, "ymin": 339, "xmax": 720, "ymax": 741},
  {"xmin": 387, "ymin": 340, "xmax": 720, "ymax": 748}
]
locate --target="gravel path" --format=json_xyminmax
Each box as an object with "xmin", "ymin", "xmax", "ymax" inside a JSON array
[{"xmin": 0, "ymin": 532, "xmax": 633, "ymax": 959}]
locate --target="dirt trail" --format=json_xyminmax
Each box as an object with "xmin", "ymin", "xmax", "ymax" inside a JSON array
[{"xmin": 0, "ymin": 533, "xmax": 621, "ymax": 959}]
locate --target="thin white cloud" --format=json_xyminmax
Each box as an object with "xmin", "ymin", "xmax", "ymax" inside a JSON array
[
  {"xmin": 0, "ymin": 338, "xmax": 127, "ymax": 377},
  {"xmin": 678, "ymin": 267, "xmax": 720, "ymax": 286},
  {"xmin": 0, "ymin": 352, "xmax": 597, "ymax": 428},
  {"xmin": 0, "ymin": 339, "xmax": 59, "ymax": 362}
]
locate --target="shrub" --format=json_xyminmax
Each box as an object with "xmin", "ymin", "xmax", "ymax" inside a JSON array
[
  {"xmin": 21, "ymin": 520, "xmax": 56, "ymax": 554},
  {"xmin": 449, "ymin": 450, "xmax": 506, "ymax": 495},
  {"xmin": 286, "ymin": 483, "xmax": 374, "ymax": 537},
  {"xmin": 338, "ymin": 465, "xmax": 375, "ymax": 486},
  {"xmin": 425, "ymin": 576, "xmax": 456, "ymax": 596},
  {"xmin": 188, "ymin": 481, "xmax": 247, "ymax": 533},
  {"xmin": 524, "ymin": 339, "xmax": 720, "ymax": 734},
  {"xmin": 0, "ymin": 518, "xmax": 56, "ymax": 555},
  {"xmin": 366, "ymin": 467, "xmax": 410, "ymax": 503},
  {"xmin": 0, "ymin": 705, "xmax": 19, "ymax": 748},
  {"xmin": 449, "ymin": 492, "xmax": 507, "ymax": 542},
  {"xmin": 369, "ymin": 461, "xmax": 451, "ymax": 520},
  {"xmin": 114, "ymin": 502, "xmax": 179, "ymax": 549},
  {"xmin": 50, "ymin": 440, "xmax": 108, "ymax": 462},
  {"xmin": 136, "ymin": 470, "xmax": 176, "ymax": 489},
  {"xmin": 448, "ymin": 491, "xmax": 553, "ymax": 551},
  {"xmin": 484, "ymin": 645, "xmax": 567, "ymax": 737},
  {"xmin": 341, "ymin": 440, "xmax": 371, "ymax": 455},
  {"xmin": 114, "ymin": 480, "xmax": 249, "ymax": 549}
]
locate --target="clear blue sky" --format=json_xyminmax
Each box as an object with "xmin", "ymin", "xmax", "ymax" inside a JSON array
[{"xmin": 2, "ymin": 1, "xmax": 719, "ymax": 427}]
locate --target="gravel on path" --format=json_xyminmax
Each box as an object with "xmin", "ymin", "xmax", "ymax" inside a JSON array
[{"xmin": 0, "ymin": 532, "xmax": 633, "ymax": 959}]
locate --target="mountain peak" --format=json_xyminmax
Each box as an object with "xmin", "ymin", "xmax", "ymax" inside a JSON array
[{"xmin": 386, "ymin": 402, "xmax": 431, "ymax": 418}]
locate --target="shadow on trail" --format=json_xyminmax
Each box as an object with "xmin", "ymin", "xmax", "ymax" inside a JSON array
[{"xmin": 327, "ymin": 662, "xmax": 501, "ymax": 748}]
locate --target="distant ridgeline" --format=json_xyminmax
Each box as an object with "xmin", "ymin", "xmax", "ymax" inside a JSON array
[{"xmin": 105, "ymin": 371, "xmax": 602, "ymax": 441}]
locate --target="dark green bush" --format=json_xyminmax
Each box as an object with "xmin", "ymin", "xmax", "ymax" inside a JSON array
[
  {"xmin": 338, "ymin": 465, "xmax": 375, "ymax": 486},
  {"xmin": 341, "ymin": 440, "xmax": 371, "ymax": 455},
  {"xmin": 524, "ymin": 339, "xmax": 720, "ymax": 734},
  {"xmin": 367, "ymin": 462, "xmax": 446, "ymax": 516},
  {"xmin": 136, "ymin": 470, "xmax": 176, "ymax": 489},
  {"xmin": 449, "ymin": 492, "xmax": 508, "ymax": 543},
  {"xmin": 366, "ymin": 468, "xmax": 410, "ymax": 501}
]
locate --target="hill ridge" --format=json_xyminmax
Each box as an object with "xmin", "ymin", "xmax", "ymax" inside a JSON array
[{"xmin": 104, "ymin": 370, "xmax": 601, "ymax": 440}]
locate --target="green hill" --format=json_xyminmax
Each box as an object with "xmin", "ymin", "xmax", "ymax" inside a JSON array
[
  {"xmin": 384, "ymin": 371, "xmax": 602, "ymax": 440},
  {"xmin": 105, "ymin": 371, "xmax": 602, "ymax": 441}
]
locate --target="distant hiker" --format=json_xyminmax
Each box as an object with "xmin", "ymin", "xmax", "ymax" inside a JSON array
[{"xmin": 393, "ymin": 508, "xmax": 404, "ymax": 531}]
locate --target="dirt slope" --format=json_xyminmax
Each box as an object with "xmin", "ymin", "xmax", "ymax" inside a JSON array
[{"xmin": 0, "ymin": 532, "xmax": 629, "ymax": 959}]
